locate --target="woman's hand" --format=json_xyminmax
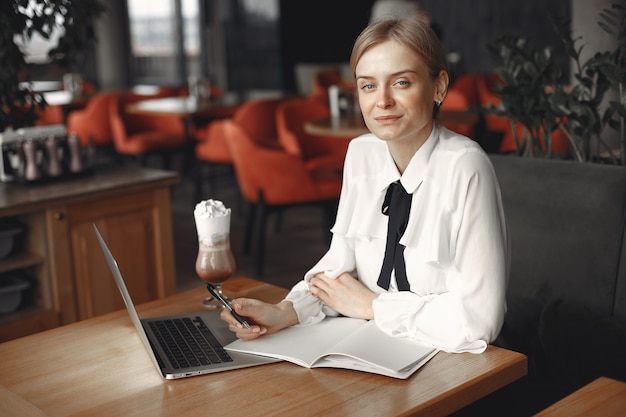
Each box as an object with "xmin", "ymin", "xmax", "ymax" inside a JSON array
[
  {"xmin": 308, "ymin": 272, "xmax": 377, "ymax": 320},
  {"xmin": 220, "ymin": 298, "xmax": 299, "ymax": 341}
]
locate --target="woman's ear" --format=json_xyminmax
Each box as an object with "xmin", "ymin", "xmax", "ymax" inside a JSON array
[{"xmin": 434, "ymin": 70, "xmax": 449, "ymax": 103}]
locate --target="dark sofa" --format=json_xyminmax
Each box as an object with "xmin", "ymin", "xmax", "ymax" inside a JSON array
[{"xmin": 455, "ymin": 154, "xmax": 626, "ymax": 416}]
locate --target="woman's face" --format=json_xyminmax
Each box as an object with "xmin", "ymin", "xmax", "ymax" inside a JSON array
[{"xmin": 355, "ymin": 39, "xmax": 446, "ymax": 145}]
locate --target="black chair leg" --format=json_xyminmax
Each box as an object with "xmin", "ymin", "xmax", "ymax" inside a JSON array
[
  {"xmin": 274, "ymin": 209, "xmax": 283, "ymax": 234},
  {"xmin": 253, "ymin": 191, "xmax": 268, "ymax": 277},
  {"xmin": 182, "ymin": 140, "xmax": 195, "ymax": 177},
  {"xmin": 162, "ymin": 152, "xmax": 171, "ymax": 170},
  {"xmin": 136, "ymin": 153, "xmax": 147, "ymax": 166},
  {"xmin": 233, "ymin": 170, "xmax": 244, "ymax": 217},
  {"xmin": 194, "ymin": 162, "xmax": 205, "ymax": 203},
  {"xmin": 243, "ymin": 203, "xmax": 255, "ymax": 256},
  {"xmin": 207, "ymin": 163, "xmax": 216, "ymax": 194}
]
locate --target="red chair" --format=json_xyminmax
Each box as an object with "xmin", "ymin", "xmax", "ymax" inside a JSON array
[
  {"xmin": 474, "ymin": 73, "xmax": 570, "ymax": 156},
  {"xmin": 109, "ymin": 91, "xmax": 187, "ymax": 168},
  {"xmin": 194, "ymin": 97, "xmax": 284, "ymax": 202},
  {"xmin": 66, "ymin": 91, "xmax": 119, "ymax": 149},
  {"xmin": 311, "ymin": 67, "xmax": 354, "ymax": 100},
  {"xmin": 440, "ymin": 88, "xmax": 475, "ymax": 138},
  {"xmin": 476, "ymin": 73, "xmax": 511, "ymax": 134},
  {"xmin": 35, "ymin": 104, "xmax": 64, "ymax": 126},
  {"xmin": 275, "ymin": 97, "xmax": 350, "ymax": 177},
  {"xmin": 35, "ymin": 80, "xmax": 98, "ymax": 126},
  {"xmin": 450, "ymin": 73, "xmax": 480, "ymax": 106},
  {"xmin": 225, "ymin": 116, "xmax": 342, "ymax": 277}
]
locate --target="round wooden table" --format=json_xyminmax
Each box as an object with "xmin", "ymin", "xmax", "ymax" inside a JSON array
[
  {"xmin": 126, "ymin": 96, "xmax": 241, "ymax": 141},
  {"xmin": 126, "ymin": 96, "xmax": 240, "ymax": 121}
]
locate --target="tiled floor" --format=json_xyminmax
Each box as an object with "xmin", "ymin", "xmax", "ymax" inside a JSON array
[{"xmin": 169, "ymin": 162, "xmax": 330, "ymax": 294}]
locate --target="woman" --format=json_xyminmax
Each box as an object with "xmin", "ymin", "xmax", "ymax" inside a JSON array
[{"xmin": 221, "ymin": 18, "xmax": 509, "ymax": 354}]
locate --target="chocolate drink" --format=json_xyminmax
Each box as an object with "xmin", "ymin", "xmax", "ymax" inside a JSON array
[{"xmin": 195, "ymin": 242, "xmax": 236, "ymax": 284}]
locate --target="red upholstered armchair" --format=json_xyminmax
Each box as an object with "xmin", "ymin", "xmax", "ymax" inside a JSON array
[
  {"xmin": 109, "ymin": 91, "xmax": 187, "ymax": 168},
  {"xmin": 474, "ymin": 73, "xmax": 570, "ymax": 155},
  {"xmin": 439, "ymin": 73, "xmax": 481, "ymax": 139},
  {"xmin": 311, "ymin": 67, "xmax": 354, "ymax": 100},
  {"xmin": 34, "ymin": 104, "xmax": 64, "ymax": 126},
  {"xmin": 35, "ymin": 81, "xmax": 98, "ymax": 126},
  {"xmin": 440, "ymin": 89, "xmax": 476, "ymax": 138},
  {"xmin": 66, "ymin": 91, "xmax": 119, "ymax": 148},
  {"xmin": 450, "ymin": 73, "xmax": 480, "ymax": 107},
  {"xmin": 194, "ymin": 97, "xmax": 284, "ymax": 201},
  {"xmin": 224, "ymin": 113, "xmax": 342, "ymax": 277},
  {"xmin": 476, "ymin": 73, "xmax": 511, "ymax": 135},
  {"xmin": 275, "ymin": 97, "xmax": 350, "ymax": 177}
]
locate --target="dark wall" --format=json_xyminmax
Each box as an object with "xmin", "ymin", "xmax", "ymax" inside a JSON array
[
  {"xmin": 222, "ymin": 2, "xmax": 283, "ymax": 94},
  {"xmin": 420, "ymin": 0, "xmax": 571, "ymax": 76},
  {"xmin": 279, "ymin": 0, "xmax": 376, "ymax": 92},
  {"xmin": 277, "ymin": 0, "xmax": 571, "ymax": 92}
]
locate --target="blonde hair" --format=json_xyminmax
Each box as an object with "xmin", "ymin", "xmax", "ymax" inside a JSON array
[{"xmin": 350, "ymin": 17, "xmax": 447, "ymax": 82}]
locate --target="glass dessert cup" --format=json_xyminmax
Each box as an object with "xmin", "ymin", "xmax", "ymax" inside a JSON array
[{"xmin": 196, "ymin": 239, "xmax": 236, "ymax": 309}]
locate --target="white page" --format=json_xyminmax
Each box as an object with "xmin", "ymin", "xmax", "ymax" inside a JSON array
[
  {"xmin": 313, "ymin": 349, "xmax": 439, "ymax": 379},
  {"xmin": 226, "ymin": 317, "xmax": 438, "ymax": 379},
  {"xmin": 226, "ymin": 317, "xmax": 365, "ymax": 367},
  {"xmin": 322, "ymin": 320, "xmax": 436, "ymax": 372}
]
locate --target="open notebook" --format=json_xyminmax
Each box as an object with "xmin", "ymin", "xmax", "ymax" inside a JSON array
[
  {"xmin": 94, "ymin": 224, "xmax": 278, "ymax": 379},
  {"xmin": 226, "ymin": 316, "xmax": 439, "ymax": 379}
]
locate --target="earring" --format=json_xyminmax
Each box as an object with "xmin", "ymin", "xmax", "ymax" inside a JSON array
[{"xmin": 436, "ymin": 99, "xmax": 442, "ymax": 107}]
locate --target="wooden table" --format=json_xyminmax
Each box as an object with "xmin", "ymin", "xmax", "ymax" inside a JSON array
[
  {"xmin": 535, "ymin": 377, "xmax": 626, "ymax": 417},
  {"xmin": 0, "ymin": 276, "xmax": 527, "ymax": 417},
  {"xmin": 0, "ymin": 166, "xmax": 179, "ymax": 341},
  {"xmin": 305, "ymin": 110, "xmax": 480, "ymax": 138},
  {"xmin": 127, "ymin": 96, "xmax": 240, "ymax": 125},
  {"xmin": 127, "ymin": 95, "xmax": 241, "ymax": 171},
  {"xmin": 126, "ymin": 95, "xmax": 240, "ymax": 142},
  {"xmin": 19, "ymin": 81, "xmax": 63, "ymax": 93}
]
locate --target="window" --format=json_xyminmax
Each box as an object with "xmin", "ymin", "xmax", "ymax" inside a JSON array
[
  {"xmin": 126, "ymin": 0, "xmax": 281, "ymax": 92},
  {"xmin": 127, "ymin": 0, "xmax": 200, "ymax": 85}
]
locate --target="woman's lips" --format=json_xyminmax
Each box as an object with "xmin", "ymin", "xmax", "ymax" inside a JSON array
[{"xmin": 374, "ymin": 115, "xmax": 401, "ymax": 125}]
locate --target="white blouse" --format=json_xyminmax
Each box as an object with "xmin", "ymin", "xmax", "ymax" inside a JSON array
[{"xmin": 285, "ymin": 125, "xmax": 509, "ymax": 354}]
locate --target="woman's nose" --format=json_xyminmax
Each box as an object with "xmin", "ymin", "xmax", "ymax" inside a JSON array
[{"xmin": 376, "ymin": 89, "xmax": 394, "ymax": 108}]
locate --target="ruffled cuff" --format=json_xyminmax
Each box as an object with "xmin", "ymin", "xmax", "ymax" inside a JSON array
[{"xmin": 284, "ymin": 282, "xmax": 326, "ymax": 326}]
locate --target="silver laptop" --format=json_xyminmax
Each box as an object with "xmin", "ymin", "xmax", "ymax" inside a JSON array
[{"xmin": 93, "ymin": 224, "xmax": 278, "ymax": 379}]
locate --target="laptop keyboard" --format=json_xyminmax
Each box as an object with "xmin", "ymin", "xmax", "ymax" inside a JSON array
[{"xmin": 148, "ymin": 316, "xmax": 233, "ymax": 369}]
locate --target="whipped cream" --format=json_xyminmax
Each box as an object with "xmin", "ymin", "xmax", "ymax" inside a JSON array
[
  {"xmin": 194, "ymin": 199, "xmax": 232, "ymax": 246},
  {"xmin": 194, "ymin": 199, "xmax": 230, "ymax": 218}
]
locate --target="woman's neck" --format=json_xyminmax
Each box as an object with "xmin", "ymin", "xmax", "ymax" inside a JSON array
[{"xmin": 387, "ymin": 124, "xmax": 433, "ymax": 175}]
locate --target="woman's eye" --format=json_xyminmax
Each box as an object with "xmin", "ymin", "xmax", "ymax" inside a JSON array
[
  {"xmin": 361, "ymin": 83, "xmax": 375, "ymax": 91},
  {"xmin": 395, "ymin": 80, "xmax": 409, "ymax": 87}
]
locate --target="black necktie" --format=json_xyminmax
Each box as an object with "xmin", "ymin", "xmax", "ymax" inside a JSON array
[{"xmin": 377, "ymin": 180, "xmax": 412, "ymax": 291}]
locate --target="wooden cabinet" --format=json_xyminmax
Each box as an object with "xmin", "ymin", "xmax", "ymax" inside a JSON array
[{"xmin": 0, "ymin": 166, "xmax": 179, "ymax": 341}]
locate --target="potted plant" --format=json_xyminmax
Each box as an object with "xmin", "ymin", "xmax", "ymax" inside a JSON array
[
  {"xmin": 484, "ymin": 34, "xmax": 563, "ymax": 158},
  {"xmin": 483, "ymin": 0, "xmax": 626, "ymax": 164},
  {"xmin": 0, "ymin": 0, "xmax": 106, "ymax": 132}
]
